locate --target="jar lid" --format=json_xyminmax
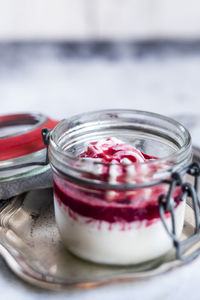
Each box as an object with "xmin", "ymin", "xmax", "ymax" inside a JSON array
[
  {"xmin": 0, "ymin": 113, "xmax": 59, "ymax": 199},
  {"xmin": 0, "ymin": 113, "xmax": 58, "ymax": 161}
]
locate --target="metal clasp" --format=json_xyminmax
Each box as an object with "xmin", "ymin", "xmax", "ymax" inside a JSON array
[{"xmin": 159, "ymin": 162, "xmax": 200, "ymax": 263}]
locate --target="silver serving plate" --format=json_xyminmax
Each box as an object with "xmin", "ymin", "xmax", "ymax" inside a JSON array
[{"xmin": 0, "ymin": 146, "xmax": 199, "ymax": 291}]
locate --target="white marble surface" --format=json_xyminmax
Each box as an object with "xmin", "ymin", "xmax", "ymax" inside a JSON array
[{"xmin": 1, "ymin": 44, "xmax": 200, "ymax": 299}]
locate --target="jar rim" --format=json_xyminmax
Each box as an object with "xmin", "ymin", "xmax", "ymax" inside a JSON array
[{"xmin": 49, "ymin": 109, "xmax": 192, "ymax": 168}]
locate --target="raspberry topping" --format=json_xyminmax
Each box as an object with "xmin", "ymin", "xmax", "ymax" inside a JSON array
[
  {"xmin": 79, "ymin": 138, "xmax": 158, "ymax": 200},
  {"xmin": 79, "ymin": 137, "xmax": 148, "ymax": 163},
  {"xmin": 53, "ymin": 137, "xmax": 182, "ymax": 223}
]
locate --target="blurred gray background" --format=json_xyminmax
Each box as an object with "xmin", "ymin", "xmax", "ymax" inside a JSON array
[
  {"xmin": 1, "ymin": 0, "xmax": 200, "ymax": 40},
  {"xmin": 0, "ymin": 0, "xmax": 200, "ymax": 122}
]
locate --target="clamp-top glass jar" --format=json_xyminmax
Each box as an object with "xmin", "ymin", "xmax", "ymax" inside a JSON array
[{"xmin": 47, "ymin": 110, "xmax": 192, "ymax": 265}]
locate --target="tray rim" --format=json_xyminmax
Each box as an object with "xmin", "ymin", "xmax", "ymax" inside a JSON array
[{"xmin": 0, "ymin": 230, "xmax": 190, "ymax": 291}]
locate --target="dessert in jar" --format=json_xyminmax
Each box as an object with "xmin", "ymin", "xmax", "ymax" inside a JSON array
[{"xmin": 48, "ymin": 110, "xmax": 192, "ymax": 265}]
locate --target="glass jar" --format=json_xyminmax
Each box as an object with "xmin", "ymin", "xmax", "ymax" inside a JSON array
[{"xmin": 48, "ymin": 110, "xmax": 192, "ymax": 265}]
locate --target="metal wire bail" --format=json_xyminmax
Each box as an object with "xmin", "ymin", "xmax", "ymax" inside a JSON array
[{"xmin": 158, "ymin": 162, "xmax": 200, "ymax": 263}]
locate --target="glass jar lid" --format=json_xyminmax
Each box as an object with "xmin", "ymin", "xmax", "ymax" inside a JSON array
[{"xmin": 0, "ymin": 112, "xmax": 58, "ymax": 183}]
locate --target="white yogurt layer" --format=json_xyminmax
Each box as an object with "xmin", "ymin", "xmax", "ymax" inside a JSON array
[{"xmin": 54, "ymin": 197, "xmax": 185, "ymax": 265}]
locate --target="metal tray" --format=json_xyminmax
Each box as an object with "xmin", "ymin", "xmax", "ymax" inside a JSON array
[
  {"xmin": 0, "ymin": 145, "xmax": 199, "ymax": 290},
  {"xmin": 0, "ymin": 190, "xmax": 198, "ymax": 291}
]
